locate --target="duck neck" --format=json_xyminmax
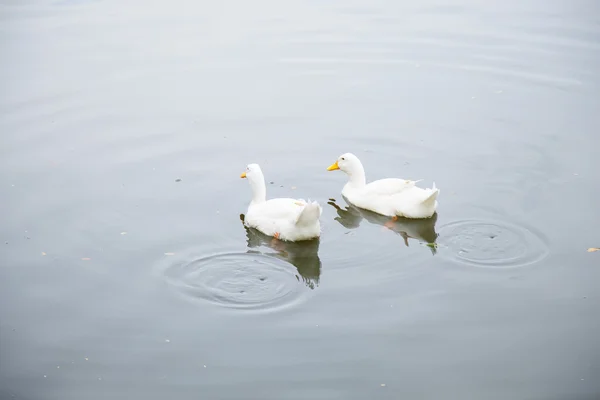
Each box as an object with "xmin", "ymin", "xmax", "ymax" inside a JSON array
[
  {"xmin": 249, "ymin": 174, "xmax": 267, "ymax": 204},
  {"xmin": 347, "ymin": 163, "xmax": 366, "ymax": 188}
]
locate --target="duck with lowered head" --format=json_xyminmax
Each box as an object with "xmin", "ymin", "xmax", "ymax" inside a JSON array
[
  {"xmin": 241, "ymin": 163, "xmax": 322, "ymax": 242},
  {"xmin": 326, "ymin": 153, "xmax": 439, "ymax": 220}
]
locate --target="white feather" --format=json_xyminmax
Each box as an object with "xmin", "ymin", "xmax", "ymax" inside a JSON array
[
  {"xmin": 327, "ymin": 153, "xmax": 439, "ymax": 219},
  {"xmin": 241, "ymin": 164, "xmax": 321, "ymax": 241}
]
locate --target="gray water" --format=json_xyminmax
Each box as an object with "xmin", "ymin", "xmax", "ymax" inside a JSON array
[{"xmin": 1, "ymin": 0, "xmax": 600, "ymax": 399}]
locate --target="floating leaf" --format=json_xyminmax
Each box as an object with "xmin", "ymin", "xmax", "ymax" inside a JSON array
[
  {"xmin": 587, "ymin": 248, "xmax": 599, "ymax": 252},
  {"xmin": 164, "ymin": 252, "xmax": 175, "ymax": 256}
]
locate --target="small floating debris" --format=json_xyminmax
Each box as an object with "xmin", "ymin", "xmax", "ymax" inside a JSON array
[
  {"xmin": 41, "ymin": 252, "xmax": 46, "ymax": 256},
  {"xmin": 84, "ymin": 357, "xmax": 89, "ymax": 361},
  {"xmin": 43, "ymin": 375, "xmax": 47, "ymax": 378},
  {"xmin": 380, "ymin": 384, "xmax": 386, "ymax": 387},
  {"xmin": 291, "ymin": 186, "xmax": 297, "ymax": 190},
  {"xmin": 587, "ymin": 248, "xmax": 599, "ymax": 252},
  {"xmin": 120, "ymin": 232, "xmax": 127, "ymax": 235},
  {"xmin": 203, "ymin": 365, "xmax": 207, "ymax": 368},
  {"xmin": 81, "ymin": 257, "xmax": 91, "ymax": 261},
  {"xmin": 165, "ymin": 339, "xmax": 170, "ymax": 343},
  {"xmin": 175, "ymin": 178, "xmax": 182, "ymax": 182},
  {"xmin": 164, "ymin": 252, "xmax": 175, "ymax": 256},
  {"xmin": 56, "ymin": 366, "xmax": 60, "ymax": 369}
]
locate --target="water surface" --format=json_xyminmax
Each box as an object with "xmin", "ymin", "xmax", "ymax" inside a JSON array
[{"xmin": 1, "ymin": 0, "xmax": 600, "ymax": 399}]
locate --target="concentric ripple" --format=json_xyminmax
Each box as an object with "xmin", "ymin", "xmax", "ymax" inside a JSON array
[
  {"xmin": 437, "ymin": 219, "xmax": 549, "ymax": 269},
  {"xmin": 162, "ymin": 252, "xmax": 308, "ymax": 311}
]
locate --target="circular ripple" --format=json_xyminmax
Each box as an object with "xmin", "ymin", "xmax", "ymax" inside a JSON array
[
  {"xmin": 162, "ymin": 252, "xmax": 307, "ymax": 311},
  {"xmin": 437, "ymin": 219, "xmax": 549, "ymax": 269}
]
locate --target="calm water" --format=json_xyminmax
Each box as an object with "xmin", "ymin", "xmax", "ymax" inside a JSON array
[{"xmin": 1, "ymin": 0, "xmax": 599, "ymax": 399}]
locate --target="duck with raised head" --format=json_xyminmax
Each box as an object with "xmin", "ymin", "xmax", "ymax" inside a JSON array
[
  {"xmin": 241, "ymin": 163, "xmax": 322, "ymax": 241},
  {"xmin": 326, "ymin": 153, "xmax": 439, "ymax": 219}
]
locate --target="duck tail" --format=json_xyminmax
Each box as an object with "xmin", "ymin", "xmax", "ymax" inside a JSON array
[
  {"xmin": 422, "ymin": 182, "xmax": 439, "ymax": 206},
  {"xmin": 296, "ymin": 200, "xmax": 322, "ymax": 226}
]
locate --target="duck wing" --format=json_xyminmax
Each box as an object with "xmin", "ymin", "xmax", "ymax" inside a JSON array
[{"xmin": 365, "ymin": 178, "xmax": 422, "ymax": 196}]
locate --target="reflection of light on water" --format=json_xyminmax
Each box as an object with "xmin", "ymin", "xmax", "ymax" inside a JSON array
[{"xmin": 327, "ymin": 198, "xmax": 439, "ymax": 254}]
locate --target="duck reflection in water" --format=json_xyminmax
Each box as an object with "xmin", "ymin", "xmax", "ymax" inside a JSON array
[
  {"xmin": 327, "ymin": 197, "xmax": 439, "ymax": 254},
  {"xmin": 240, "ymin": 214, "xmax": 321, "ymax": 289}
]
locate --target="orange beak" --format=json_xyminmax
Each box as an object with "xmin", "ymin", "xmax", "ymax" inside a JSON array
[
  {"xmin": 327, "ymin": 161, "xmax": 340, "ymax": 171},
  {"xmin": 240, "ymin": 172, "xmax": 247, "ymax": 178}
]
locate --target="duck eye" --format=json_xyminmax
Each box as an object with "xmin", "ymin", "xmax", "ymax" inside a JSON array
[{"xmin": 341, "ymin": 157, "xmax": 345, "ymax": 161}]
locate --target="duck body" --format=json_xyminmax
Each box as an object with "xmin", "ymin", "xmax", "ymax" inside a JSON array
[
  {"xmin": 328, "ymin": 153, "xmax": 439, "ymax": 219},
  {"xmin": 241, "ymin": 164, "xmax": 322, "ymax": 241}
]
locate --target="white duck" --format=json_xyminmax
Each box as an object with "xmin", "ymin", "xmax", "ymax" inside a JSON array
[
  {"xmin": 240, "ymin": 163, "xmax": 322, "ymax": 241},
  {"xmin": 326, "ymin": 153, "xmax": 439, "ymax": 219}
]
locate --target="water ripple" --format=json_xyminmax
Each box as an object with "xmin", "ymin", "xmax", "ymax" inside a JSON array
[
  {"xmin": 161, "ymin": 252, "xmax": 309, "ymax": 312},
  {"xmin": 437, "ymin": 219, "xmax": 549, "ymax": 269}
]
